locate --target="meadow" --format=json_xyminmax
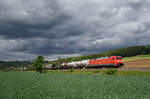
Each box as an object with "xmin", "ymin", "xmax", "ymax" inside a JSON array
[
  {"xmin": 0, "ymin": 71, "xmax": 150, "ymax": 99},
  {"xmin": 123, "ymin": 54, "xmax": 150, "ymax": 61}
]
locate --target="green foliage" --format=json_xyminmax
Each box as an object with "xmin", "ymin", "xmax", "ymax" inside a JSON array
[
  {"xmin": 123, "ymin": 54, "xmax": 150, "ymax": 61},
  {"xmin": 69, "ymin": 68, "xmax": 75, "ymax": 72},
  {"xmin": 0, "ymin": 61, "xmax": 49, "ymax": 69},
  {"xmin": 1, "ymin": 71, "xmax": 150, "ymax": 99},
  {"xmin": 102, "ymin": 69, "xmax": 117, "ymax": 75},
  {"xmin": 0, "ymin": 61, "xmax": 33, "ymax": 69},
  {"xmin": 33, "ymin": 56, "xmax": 44, "ymax": 73},
  {"xmin": 116, "ymin": 70, "xmax": 150, "ymax": 76},
  {"xmin": 93, "ymin": 70, "xmax": 100, "ymax": 74},
  {"xmin": 42, "ymin": 69, "xmax": 47, "ymax": 73}
]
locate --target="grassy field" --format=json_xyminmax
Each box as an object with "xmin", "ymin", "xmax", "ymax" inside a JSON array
[
  {"xmin": 0, "ymin": 71, "xmax": 150, "ymax": 99},
  {"xmin": 123, "ymin": 54, "xmax": 150, "ymax": 61}
]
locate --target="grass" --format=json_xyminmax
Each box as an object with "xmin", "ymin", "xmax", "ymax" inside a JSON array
[
  {"xmin": 123, "ymin": 54, "xmax": 150, "ymax": 61},
  {"xmin": 0, "ymin": 71, "xmax": 150, "ymax": 99},
  {"xmin": 46, "ymin": 69, "xmax": 150, "ymax": 76}
]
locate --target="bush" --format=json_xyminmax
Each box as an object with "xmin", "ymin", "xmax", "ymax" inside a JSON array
[
  {"xmin": 93, "ymin": 70, "xmax": 100, "ymax": 74},
  {"xmin": 102, "ymin": 69, "xmax": 117, "ymax": 75},
  {"xmin": 69, "ymin": 68, "xmax": 75, "ymax": 73},
  {"xmin": 42, "ymin": 69, "xmax": 47, "ymax": 73}
]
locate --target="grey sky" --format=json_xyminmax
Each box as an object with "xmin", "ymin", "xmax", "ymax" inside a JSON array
[{"xmin": 0, "ymin": 0, "xmax": 150, "ymax": 60}]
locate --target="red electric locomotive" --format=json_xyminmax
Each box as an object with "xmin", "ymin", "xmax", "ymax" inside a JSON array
[{"xmin": 88, "ymin": 56, "xmax": 124, "ymax": 67}]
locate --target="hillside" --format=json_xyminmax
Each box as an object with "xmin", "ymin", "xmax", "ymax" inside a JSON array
[
  {"xmin": 123, "ymin": 54, "xmax": 150, "ymax": 62},
  {"xmin": 49, "ymin": 45, "xmax": 150, "ymax": 65},
  {"xmin": 0, "ymin": 61, "xmax": 49, "ymax": 69}
]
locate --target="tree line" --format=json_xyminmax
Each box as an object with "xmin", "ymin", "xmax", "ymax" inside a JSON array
[{"xmin": 0, "ymin": 60, "xmax": 48, "ymax": 69}]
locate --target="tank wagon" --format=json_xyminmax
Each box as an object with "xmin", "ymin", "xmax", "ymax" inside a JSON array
[{"xmin": 61, "ymin": 56, "xmax": 124, "ymax": 68}]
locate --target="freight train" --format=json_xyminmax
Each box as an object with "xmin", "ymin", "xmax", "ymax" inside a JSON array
[{"xmin": 61, "ymin": 56, "xmax": 124, "ymax": 68}]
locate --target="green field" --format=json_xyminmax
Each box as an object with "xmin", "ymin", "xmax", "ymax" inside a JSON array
[
  {"xmin": 123, "ymin": 54, "xmax": 150, "ymax": 61},
  {"xmin": 0, "ymin": 71, "xmax": 150, "ymax": 99}
]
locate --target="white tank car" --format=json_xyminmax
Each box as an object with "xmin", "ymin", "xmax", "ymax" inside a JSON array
[
  {"xmin": 67, "ymin": 62, "xmax": 76, "ymax": 67},
  {"xmin": 69, "ymin": 60, "xmax": 89, "ymax": 66},
  {"xmin": 71, "ymin": 62, "xmax": 78, "ymax": 67},
  {"xmin": 62, "ymin": 60, "xmax": 90, "ymax": 67},
  {"xmin": 79, "ymin": 60, "xmax": 89, "ymax": 66},
  {"xmin": 61, "ymin": 63, "xmax": 67, "ymax": 66}
]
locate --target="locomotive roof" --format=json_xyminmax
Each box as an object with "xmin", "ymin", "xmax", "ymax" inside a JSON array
[{"xmin": 93, "ymin": 56, "xmax": 110, "ymax": 60}]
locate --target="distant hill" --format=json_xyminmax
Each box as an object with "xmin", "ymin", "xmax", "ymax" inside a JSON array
[
  {"xmin": 49, "ymin": 45, "xmax": 150, "ymax": 65},
  {"xmin": 0, "ymin": 61, "xmax": 33, "ymax": 69},
  {"xmin": 0, "ymin": 61, "xmax": 49, "ymax": 69}
]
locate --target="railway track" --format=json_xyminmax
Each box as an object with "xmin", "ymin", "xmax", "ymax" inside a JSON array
[{"xmin": 1, "ymin": 67, "xmax": 150, "ymax": 71}]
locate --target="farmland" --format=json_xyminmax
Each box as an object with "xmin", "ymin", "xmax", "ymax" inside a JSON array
[
  {"xmin": 123, "ymin": 59, "xmax": 150, "ymax": 68},
  {"xmin": 121, "ymin": 54, "xmax": 150, "ymax": 69},
  {"xmin": 0, "ymin": 71, "xmax": 150, "ymax": 99}
]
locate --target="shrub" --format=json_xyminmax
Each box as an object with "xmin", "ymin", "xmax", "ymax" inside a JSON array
[
  {"xmin": 42, "ymin": 69, "xmax": 47, "ymax": 73},
  {"xmin": 102, "ymin": 69, "xmax": 117, "ymax": 75},
  {"xmin": 69, "ymin": 68, "xmax": 75, "ymax": 73},
  {"xmin": 93, "ymin": 70, "xmax": 100, "ymax": 74}
]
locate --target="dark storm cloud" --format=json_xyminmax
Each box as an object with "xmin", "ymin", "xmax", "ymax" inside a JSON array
[{"xmin": 0, "ymin": 0, "xmax": 150, "ymax": 60}]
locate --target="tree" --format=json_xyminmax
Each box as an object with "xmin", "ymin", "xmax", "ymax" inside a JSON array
[{"xmin": 33, "ymin": 56, "xmax": 44, "ymax": 73}]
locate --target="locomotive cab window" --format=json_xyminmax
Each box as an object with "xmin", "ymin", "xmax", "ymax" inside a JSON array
[
  {"xmin": 117, "ymin": 57, "xmax": 122, "ymax": 60},
  {"xmin": 119, "ymin": 57, "xmax": 122, "ymax": 59}
]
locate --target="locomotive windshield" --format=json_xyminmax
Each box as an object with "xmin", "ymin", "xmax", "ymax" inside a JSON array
[{"xmin": 116, "ymin": 57, "xmax": 122, "ymax": 60}]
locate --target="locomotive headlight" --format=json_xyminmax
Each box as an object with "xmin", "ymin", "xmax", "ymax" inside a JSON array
[{"xmin": 117, "ymin": 60, "xmax": 119, "ymax": 63}]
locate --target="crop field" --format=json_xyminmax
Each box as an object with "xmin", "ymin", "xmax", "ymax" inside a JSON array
[
  {"xmin": 0, "ymin": 71, "xmax": 150, "ymax": 99},
  {"xmin": 123, "ymin": 59, "xmax": 150, "ymax": 68},
  {"xmin": 120, "ymin": 54, "xmax": 150, "ymax": 69}
]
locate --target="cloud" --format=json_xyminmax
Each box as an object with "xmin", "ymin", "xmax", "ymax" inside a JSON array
[{"xmin": 0, "ymin": 0, "xmax": 150, "ymax": 60}]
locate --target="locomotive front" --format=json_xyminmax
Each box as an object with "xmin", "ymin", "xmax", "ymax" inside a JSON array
[{"xmin": 114, "ymin": 56, "xmax": 124, "ymax": 67}]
